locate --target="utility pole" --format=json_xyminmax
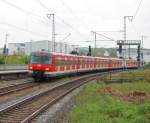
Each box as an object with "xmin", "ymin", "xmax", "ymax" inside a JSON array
[
  {"xmin": 47, "ymin": 14, "xmax": 55, "ymax": 52},
  {"xmin": 65, "ymin": 43, "xmax": 67, "ymax": 54},
  {"xmin": 3, "ymin": 33, "xmax": 8, "ymax": 56},
  {"xmin": 91, "ymin": 31, "xmax": 97, "ymax": 56},
  {"xmin": 59, "ymin": 33, "xmax": 71, "ymax": 54},
  {"xmin": 30, "ymin": 40, "xmax": 33, "ymax": 54},
  {"xmin": 141, "ymin": 35, "xmax": 147, "ymax": 67},
  {"xmin": 59, "ymin": 33, "xmax": 71, "ymax": 42},
  {"xmin": 141, "ymin": 36, "xmax": 144, "ymax": 66},
  {"xmin": 124, "ymin": 16, "xmax": 126, "ymax": 41},
  {"xmin": 91, "ymin": 31, "xmax": 97, "ymax": 50},
  {"xmin": 94, "ymin": 32, "xmax": 96, "ymax": 49},
  {"xmin": 123, "ymin": 16, "xmax": 133, "ymax": 58},
  {"xmin": 4, "ymin": 33, "xmax": 9, "ymax": 66}
]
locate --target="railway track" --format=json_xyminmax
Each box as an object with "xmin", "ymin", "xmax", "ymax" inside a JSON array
[
  {"xmin": 0, "ymin": 71, "xmax": 110, "ymax": 123},
  {"xmin": 0, "ymin": 74, "xmax": 93, "ymax": 104},
  {"xmin": 0, "ymin": 81, "xmax": 37, "ymax": 96}
]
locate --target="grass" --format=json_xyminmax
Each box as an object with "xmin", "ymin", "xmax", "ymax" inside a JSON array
[
  {"xmin": 69, "ymin": 70, "xmax": 150, "ymax": 123},
  {"xmin": 103, "ymin": 70, "xmax": 150, "ymax": 83},
  {"xmin": 110, "ymin": 81, "xmax": 150, "ymax": 93}
]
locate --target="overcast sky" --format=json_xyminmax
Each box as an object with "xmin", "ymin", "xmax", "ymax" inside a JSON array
[{"xmin": 0, "ymin": 0, "xmax": 149, "ymax": 48}]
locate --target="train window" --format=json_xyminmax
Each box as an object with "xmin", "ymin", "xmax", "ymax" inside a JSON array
[
  {"xmin": 30, "ymin": 53, "xmax": 51, "ymax": 64},
  {"xmin": 57, "ymin": 60, "xmax": 61, "ymax": 66},
  {"xmin": 56, "ymin": 56, "xmax": 62, "ymax": 66},
  {"xmin": 61, "ymin": 60, "xmax": 64, "ymax": 66}
]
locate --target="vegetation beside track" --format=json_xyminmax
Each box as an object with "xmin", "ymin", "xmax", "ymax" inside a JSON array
[
  {"xmin": 69, "ymin": 69, "xmax": 150, "ymax": 123},
  {"xmin": 144, "ymin": 63, "xmax": 150, "ymax": 69},
  {"xmin": 0, "ymin": 54, "xmax": 28, "ymax": 64}
]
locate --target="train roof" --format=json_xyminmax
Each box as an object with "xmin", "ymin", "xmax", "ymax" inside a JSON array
[{"xmin": 31, "ymin": 51, "xmax": 137, "ymax": 61}]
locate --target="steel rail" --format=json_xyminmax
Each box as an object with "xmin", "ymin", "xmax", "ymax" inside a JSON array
[
  {"xmin": 0, "ymin": 81, "xmax": 36, "ymax": 96},
  {"xmin": 0, "ymin": 70, "xmax": 122, "ymax": 123},
  {"xmin": 21, "ymin": 78, "xmax": 94, "ymax": 123}
]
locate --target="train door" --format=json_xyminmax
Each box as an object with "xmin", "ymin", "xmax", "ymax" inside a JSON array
[
  {"xmin": 109, "ymin": 60, "xmax": 112, "ymax": 68},
  {"xmin": 82, "ymin": 57, "xmax": 85, "ymax": 69},
  {"xmin": 71, "ymin": 56, "xmax": 73, "ymax": 70},
  {"xmin": 78, "ymin": 57, "xmax": 81, "ymax": 70},
  {"xmin": 59, "ymin": 55, "xmax": 63, "ymax": 71},
  {"xmin": 98, "ymin": 58, "xmax": 101, "ymax": 68},
  {"xmin": 68, "ymin": 56, "xmax": 71, "ymax": 71},
  {"xmin": 66, "ymin": 56, "xmax": 69, "ymax": 71}
]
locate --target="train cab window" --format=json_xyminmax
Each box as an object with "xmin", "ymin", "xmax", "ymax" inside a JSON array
[{"xmin": 30, "ymin": 52, "xmax": 51, "ymax": 64}]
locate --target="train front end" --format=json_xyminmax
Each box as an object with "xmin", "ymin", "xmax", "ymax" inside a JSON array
[{"xmin": 28, "ymin": 52, "xmax": 53, "ymax": 81}]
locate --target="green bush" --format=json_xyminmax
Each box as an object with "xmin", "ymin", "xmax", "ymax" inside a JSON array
[
  {"xmin": 0, "ymin": 54, "xmax": 4, "ymax": 64},
  {"xmin": 5, "ymin": 54, "xmax": 29, "ymax": 64},
  {"xmin": 144, "ymin": 63, "xmax": 150, "ymax": 69},
  {"xmin": 0, "ymin": 54, "xmax": 29, "ymax": 64}
]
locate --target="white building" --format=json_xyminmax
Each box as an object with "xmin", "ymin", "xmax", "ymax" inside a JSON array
[
  {"xmin": 8, "ymin": 43, "xmax": 25, "ymax": 55},
  {"xmin": 25, "ymin": 40, "xmax": 74, "ymax": 55},
  {"xmin": 25, "ymin": 40, "xmax": 51, "ymax": 55}
]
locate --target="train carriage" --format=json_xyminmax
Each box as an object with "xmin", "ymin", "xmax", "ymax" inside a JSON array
[{"xmin": 28, "ymin": 51, "xmax": 139, "ymax": 81}]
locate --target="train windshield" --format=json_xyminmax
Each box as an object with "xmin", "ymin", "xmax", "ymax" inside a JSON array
[{"xmin": 30, "ymin": 53, "xmax": 51, "ymax": 64}]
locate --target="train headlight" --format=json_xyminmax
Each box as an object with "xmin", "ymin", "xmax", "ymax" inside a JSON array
[
  {"xmin": 45, "ymin": 68, "xmax": 49, "ymax": 71},
  {"xmin": 29, "ymin": 66, "xmax": 33, "ymax": 69}
]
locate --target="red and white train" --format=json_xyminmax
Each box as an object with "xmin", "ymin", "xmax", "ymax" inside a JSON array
[{"xmin": 28, "ymin": 51, "xmax": 138, "ymax": 81}]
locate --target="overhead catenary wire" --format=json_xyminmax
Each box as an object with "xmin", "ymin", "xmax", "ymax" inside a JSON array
[
  {"xmin": 81, "ymin": 40, "xmax": 115, "ymax": 43},
  {"xmin": 91, "ymin": 31, "xmax": 116, "ymax": 41},
  {"xmin": 95, "ymin": 30, "xmax": 124, "ymax": 33},
  {"xmin": 0, "ymin": 0, "xmax": 86, "ymax": 40},
  {"xmin": 0, "ymin": 22, "xmax": 50, "ymax": 38},
  {"xmin": 122, "ymin": 0, "xmax": 144, "ymax": 45},
  {"xmin": 59, "ymin": 0, "xmax": 90, "ymax": 31},
  {"xmin": 0, "ymin": 0, "xmax": 52, "ymax": 41},
  {"xmin": 35, "ymin": 0, "xmax": 89, "ymax": 40},
  {"xmin": 0, "ymin": 0, "xmax": 48, "ymax": 24},
  {"xmin": 129, "ymin": 0, "xmax": 144, "ymax": 38},
  {"xmin": 133, "ymin": 0, "xmax": 143, "ymax": 20},
  {"xmin": 0, "ymin": 0, "xmax": 90, "ymax": 42},
  {"xmin": 130, "ymin": 22, "xmax": 141, "ymax": 37}
]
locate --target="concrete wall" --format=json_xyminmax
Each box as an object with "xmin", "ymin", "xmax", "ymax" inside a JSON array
[{"xmin": 0, "ymin": 65, "xmax": 27, "ymax": 71}]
